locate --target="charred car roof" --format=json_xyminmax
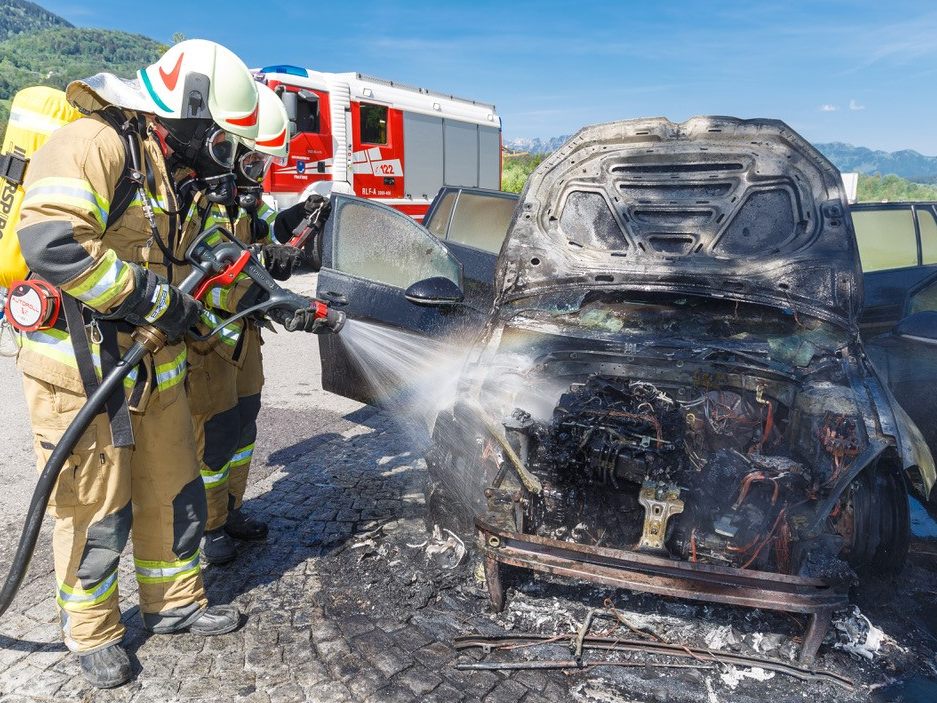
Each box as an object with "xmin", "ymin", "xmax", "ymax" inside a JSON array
[{"xmin": 497, "ymin": 117, "xmax": 863, "ymax": 330}]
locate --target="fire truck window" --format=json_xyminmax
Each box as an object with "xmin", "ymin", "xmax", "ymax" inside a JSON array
[
  {"xmin": 360, "ymin": 104, "xmax": 388, "ymax": 145},
  {"xmin": 280, "ymin": 91, "xmax": 319, "ymax": 135},
  {"xmin": 333, "ymin": 199, "xmax": 460, "ymax": 289},
  {"xmin": 296, "ymin": 97, "xmax": 319, "ymax": 134},
  {"xmin": 446, "ymin": 192, "xmax": 516, "ymax": 254}
]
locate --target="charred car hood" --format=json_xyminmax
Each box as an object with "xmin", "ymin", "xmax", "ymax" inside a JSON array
[{"xmin": 496, "ymin": 117, "xmax": 863, "ymax": 330}]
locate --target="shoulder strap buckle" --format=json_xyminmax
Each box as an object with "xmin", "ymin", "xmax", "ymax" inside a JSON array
[{"xmin": 0, "ymin": 151, "xmax": 28, "ymax": 186}]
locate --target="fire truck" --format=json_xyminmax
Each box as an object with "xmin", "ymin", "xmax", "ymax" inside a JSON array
[{"xmin": 256, "ymin": 65, "xmax": 502, "ymax": 221}]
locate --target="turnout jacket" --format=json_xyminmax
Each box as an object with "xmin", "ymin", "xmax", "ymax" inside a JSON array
[{"xmin": 15, "ymin": 112, "xmax": 188, "ymax": 409}]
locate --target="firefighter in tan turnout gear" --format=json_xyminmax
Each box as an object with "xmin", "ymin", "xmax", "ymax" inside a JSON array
[
  {"xmin": 14, "ymin": 40, "xmax": 260, "ymax": 688},
  {"xmin": 185, "ymin": 83, "xmax": 289, "ymax": 563}
]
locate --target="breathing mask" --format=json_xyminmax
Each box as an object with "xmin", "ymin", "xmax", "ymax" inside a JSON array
[
  {"xmin": 235, "ymin": 143, "xmax": 284, "ymax": 211},
  {"xmin": 160, "ymin": 117, "xmax": 240, "ymax": 205}
]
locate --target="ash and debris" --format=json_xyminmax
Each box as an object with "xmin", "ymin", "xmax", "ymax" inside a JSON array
[{"xmin": 317, "ymin": 476, "xmax": 937, "ymax": 703}]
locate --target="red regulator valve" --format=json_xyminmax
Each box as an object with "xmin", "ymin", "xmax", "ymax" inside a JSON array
[{"xmin": 3, "ymin": 280, "xmax": 61, "ymax": 332}]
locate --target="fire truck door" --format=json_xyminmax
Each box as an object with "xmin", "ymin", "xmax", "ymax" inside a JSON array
[{"xmin": 351, "ymin": 102, "xmax": 405, "ymax": 200}]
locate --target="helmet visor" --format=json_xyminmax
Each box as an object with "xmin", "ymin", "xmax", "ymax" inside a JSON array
[
  {"xmin": 206, "ymin": 128, "xmax": 239, "ymax": 170},
  {"xmin": 238, "ymin": 150, "xmax": 274, "ymax": 183}
]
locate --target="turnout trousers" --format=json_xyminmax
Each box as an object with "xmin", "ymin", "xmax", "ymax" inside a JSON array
[
  {"xmin": 23, "ymin": 373, "xmax": 208, "ymax": 653},
  {"xmin": 190, "ymin": 324, "xmax": 263, "ymax": 531}
]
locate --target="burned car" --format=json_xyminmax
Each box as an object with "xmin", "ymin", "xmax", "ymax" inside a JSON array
[{"xmin": 315, "ymin": 117, "xmax": 936, "ymax": 662}]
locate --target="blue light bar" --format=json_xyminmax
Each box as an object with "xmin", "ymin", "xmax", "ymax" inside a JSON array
[{"xmin": 260, "ymin": 65, "xmax": 309, "ymax": 78}]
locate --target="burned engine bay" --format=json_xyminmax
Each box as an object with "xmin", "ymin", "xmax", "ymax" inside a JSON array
[
  {"xmin": 423, "ymin": 295, "xmax": 914, "ymax": 660},
  {"xmin": 502, "ymin": 371, "xmax": 863, "ymax": 579},
  {"xmin": 457, "ymin": 285, "xmax": 902, "ymax": 591}
]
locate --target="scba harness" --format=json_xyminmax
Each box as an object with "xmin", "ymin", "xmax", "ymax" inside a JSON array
[{"xmin": 0, "ymin": 90, "xmax": 174, "ymax": 448}]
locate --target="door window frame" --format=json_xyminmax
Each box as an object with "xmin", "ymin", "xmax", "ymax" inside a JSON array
[
  {"xmin": 424, "ymin": 186, "xmax": 519, "ymax": 254},
  {"xmin": 324, "ymin": 194, "xmax": 463, "ymax": 290}
]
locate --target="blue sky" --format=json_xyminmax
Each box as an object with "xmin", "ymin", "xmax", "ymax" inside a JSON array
[{"xmin": 39, "ymin": 0, "xmax": 937, "ymax": 153}]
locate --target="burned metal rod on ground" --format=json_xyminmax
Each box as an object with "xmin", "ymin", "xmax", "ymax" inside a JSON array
[
  {"xmin": 455, "ymin": 659, "xmax": 716, "ymax": 673},
  {"xmin": 454, "ymin": 633, "xmax": 856, "ymax": 690}
]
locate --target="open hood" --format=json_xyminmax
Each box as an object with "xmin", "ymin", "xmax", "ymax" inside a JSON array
[{"xmin": 496, "ymin": 117, "xmax": 863, "ymax": 329}]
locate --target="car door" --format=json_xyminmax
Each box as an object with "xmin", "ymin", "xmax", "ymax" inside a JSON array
[
  {"xmin": 424, "ymin": 187, "xmax": 519, "ymax": 312},
  {"xmin": 865, "ymin": 272, "xmax": 937, "ymax": 457},
  {"xmin": 856, "ymin": 204, "xmax": 937, "ymax": 338},
  {"xmin": 316, "ymin": 194, "xmax": 482, "ymax": 405}
]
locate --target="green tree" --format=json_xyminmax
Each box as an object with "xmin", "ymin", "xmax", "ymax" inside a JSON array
[{"xmin": 501, "ymin": 153, "xmax": 546, "ymax": 193}]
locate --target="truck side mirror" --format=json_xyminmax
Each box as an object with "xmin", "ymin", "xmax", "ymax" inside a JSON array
[
  {"xmin": 894, "ymin": 310, "xmax": 937, "ymax": 344},
  {"xmin": 281, "ymin": 91, "xmax": 298, "ymax": 123},
  {"xmin": 298, "ymin": 89, "xmax": 319, "ymax": 105},
  {"xmin": 404, "ymin": 277, "xmax": 464, "ymax": 306}
]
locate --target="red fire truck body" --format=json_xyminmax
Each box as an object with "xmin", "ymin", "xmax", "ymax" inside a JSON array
[{"xmin": 256, "ymin": 65, "xmax": 502, "ymax": 220}]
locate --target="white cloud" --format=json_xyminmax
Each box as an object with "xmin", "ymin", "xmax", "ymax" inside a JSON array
[
  {"xmin": 849, "ymin": 99, "xmax": 866, "ymax": 111},
  {"xmin": 820, "ymin": 104, "xmax": 839, "ymax": 112}
]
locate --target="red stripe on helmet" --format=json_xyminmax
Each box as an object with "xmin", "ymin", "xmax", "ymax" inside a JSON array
[
  {"xmin": 158, "ymin": 52, "xmax": 185, "ymax": 91},
  {"xmin": 228, "ymin": 105, "xmax": 259, "ymax": 127},
  {"xmin": 256, "ymin": 130, "xmax": 287, "ymax": 148}
]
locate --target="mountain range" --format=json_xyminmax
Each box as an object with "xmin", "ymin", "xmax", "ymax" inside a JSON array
[
  {"xmin": 505, "ymin": 136, "xmax": 937, "ymax": 184},
  {"xmin": 0, "ymin": 0, "xmax": 70, "ymax": 41}
]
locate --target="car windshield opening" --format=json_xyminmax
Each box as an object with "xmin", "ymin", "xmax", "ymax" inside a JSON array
[{"xmin": 508, "ymin": 291, "xmax": 844, "ymax": 360}]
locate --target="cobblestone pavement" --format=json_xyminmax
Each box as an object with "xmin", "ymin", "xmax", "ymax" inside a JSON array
[{"xmin": 0, "ymin": 410, "xmax": 572, "ymax": 703}]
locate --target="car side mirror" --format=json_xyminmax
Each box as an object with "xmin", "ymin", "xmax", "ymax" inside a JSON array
[
  {"xmin": 404, "ymin": 276, "xmax": 464, "ymax": 306},
  {"xmin": 894, "ymin": 310, "xmax": 937, "ymax": 344}
]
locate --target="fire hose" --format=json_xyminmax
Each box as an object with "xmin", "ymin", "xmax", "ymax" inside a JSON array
[{"xmin": 0, "ymin": 225, "xmax": 344, "ymax": 621}]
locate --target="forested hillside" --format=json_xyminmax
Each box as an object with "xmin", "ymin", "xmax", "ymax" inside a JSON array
[
  {"xmin": 0, "ymin": 2, "xmax": 164, "ymax": 142},
  {"xmin": 856, "ymin": 174, "xmax": 937, "ymax": 202},
  {"xmin": 0, "ymin": 0, "xmax": 70, "ymax": 40}
]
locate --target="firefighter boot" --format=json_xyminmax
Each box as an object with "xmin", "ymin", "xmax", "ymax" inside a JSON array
[
  {"xmin": 202, "ymin": 528, "xmax": 237, "ymax": 564},
  {"xmin": 78, "ymin": 643, "xmax": 131, "ymax": 689},
  {"xmin": 225, "ymin": 505, "xmax": 268, "ymax": 541},
  {"xmin": 143, "ymin": 603, "xmax": 240, "ymax": 635}
]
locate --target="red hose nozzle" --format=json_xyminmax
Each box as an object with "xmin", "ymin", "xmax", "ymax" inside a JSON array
[{"xmin": 311, "ymin": 300, "xmax": 346, "ymax": 334}]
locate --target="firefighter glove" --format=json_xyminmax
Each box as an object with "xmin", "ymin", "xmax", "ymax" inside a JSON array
[
  {"xmin": 273, "ymin": 194, "xmax": 331, "ymax": 244},
  {"xmin": 105, "ymin": 263, "xmax": 203, "ymax": 342},
  {"xmin": 261, "ymin": 244, "xmax": 301, "ymax": 281},
  {"xmin": 268, "ymin": 301, "xmax": 328, "ymax": 334}
]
